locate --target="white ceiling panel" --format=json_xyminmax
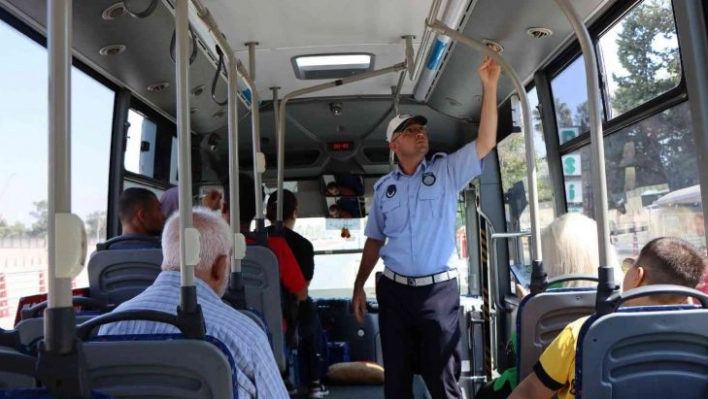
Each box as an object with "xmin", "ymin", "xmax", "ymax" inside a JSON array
[{"xmin": 191, "ymin": 0, "xmax": 435, "ymax": 99}]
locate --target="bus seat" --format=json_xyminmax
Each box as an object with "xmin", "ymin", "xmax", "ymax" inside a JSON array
[
  {"xmin": 14, "ymin": 315, "xmax": 96, "ymax": 354},
  {"xmin": 516, "ymin": 287, "xmax": 596, "ymax": 383},
  {"xmin": 242, "ymin": 245, "xmax": 285, "ymax": 372},
  {"xmin": 0, "ymin": 346, "xmax": 35, "ymax": 390},
  {"xmin": 576, "ymin": 305, "xmax": 708, "ymax": 398},
  {"xmin": 0, "ymin": 390, "xmax": 111, "ymax": 398},
  {"xmin": 88, "ymin": 249, "xmax": 163, "ymax": 308},
  {"xmin": 84, "ymin": 334, "xmax": 235, "ymax": 399},
  {"xmin": 316, "ymin": 298, "xmax": 383, "ymax": 365}
]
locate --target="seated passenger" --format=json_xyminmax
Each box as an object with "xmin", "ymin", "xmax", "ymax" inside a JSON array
[
  {"xmin": 221, "ymin": 174, "xmax": 308, "ymax": 303},
  {"xmin": 160, "ymin": 187, "xmax": 179, "ymax": 218},
  {"xmin": 109, "ymin": 187, "xmax": 165, "ymax": 249},
  {"xmin": 266, "ymin": 190, "xmax": 328, "ymax": 398},
  {"xmin": 222, "ymin": 175, "xmax": 308, "ymax": 394},
  {"xmin": 98, "ymin": 208, "xmax": 288, "ymax": 399},
  {"xmin": 509, "ymin": 237, "xmax": 708, "ymax": 399},
  {"xmin": 477, "ymin": 213, "xmax": 619, "ymax": 399},
  {"xmin": 517, "ymin": 213, "xmax": 621, "ymax": 296}
]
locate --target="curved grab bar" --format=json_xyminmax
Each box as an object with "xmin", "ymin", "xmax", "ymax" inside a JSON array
[
  {"xmin": 210, "ymin": 49, "xmax": 228, "ymax": 106},
  {"xmin": 607, "ymin": 284, "xmax": 708, "ymax": 310},
  {"xmin": 96, "ymin": 234, "xmax": 160, "ymax": 250},
  {"xmin": 169, "ymin": 26, "xmax": 198, "ymax": 65},
  {"xmin": 553, "ymin": 0, "xmax": 611, "ymax": 268},
  {"xmin": 21, "ymin": 296, "xmax": 107, "ymax": 320},
  {"xmin": 547, "ymin": 273, "xmax": 599, "ymax": 286},
  {"xmin": 427, "ymin": 20, "xmax": 541, "ymax": 262},
  {"xmin": 124, "ymin": 0, "xmax": 159, "ymax": 19},
  {"xmin": 76, "ymin": 310, "xmax": 180, "ymax": 340}
]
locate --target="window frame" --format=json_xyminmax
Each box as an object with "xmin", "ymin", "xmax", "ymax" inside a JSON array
[
  {"xmin": 122, "ymin": 96, "xmax": 179, "ymax": 189},
  {"xmin": 544, "ymin": 0, "xmax": 687, "ymax": 158},
  {"xmin": 537, "ymin": 0, "xmax": 689, "ymax": 214}
]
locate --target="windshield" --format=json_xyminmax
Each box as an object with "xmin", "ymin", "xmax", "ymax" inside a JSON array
[{"xmin": 291, "ymin": 217, "xmax": 384, "ymax": 298}]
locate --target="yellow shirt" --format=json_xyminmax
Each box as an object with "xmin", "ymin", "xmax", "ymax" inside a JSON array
[{"xmin": 534, "ymin": 316, "xmax": 590, "ymax": 399}]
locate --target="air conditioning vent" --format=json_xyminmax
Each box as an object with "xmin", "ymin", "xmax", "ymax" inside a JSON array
[
  {"xmin": 527, "ymin": 28, "xmax": 553, "ymax": 39},
  {"xmin": 99, "ymin": 44, "xmax": 126, "ymax": 56}
]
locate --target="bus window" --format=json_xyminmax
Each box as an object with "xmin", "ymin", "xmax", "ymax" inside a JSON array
[
  {"xmin": 293, "ymin": 217, "xmax": 379, "ymax": 297},
  {"xmin": 551, "ymin": 58, "xmax": 594, "ymax": 145},
  {"xmin": 261, "ymin": 181, "xmax": 379, "ymax": 298},
  {"xmin": 598, "ymin": 0, "xmax": 681, "ymax": 119},
  {"xmin": 125, "ymin": 109, "xmax": 157, "ymax": 178},
  {"xmin": 565, "ymin": 102, "xmax": 704, "ymax": 259},
  {"xmin": 498, "ymin": 87, "xmax": 555, "ymax": 265},
  {"xmin": 0, "ymin": 19, "xmax": 114, "ymax": 328}
]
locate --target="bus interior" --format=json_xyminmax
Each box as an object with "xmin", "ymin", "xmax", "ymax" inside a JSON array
[{"xmin": 0, "ymin": 0, "xmax": 707, "ymax": 398}]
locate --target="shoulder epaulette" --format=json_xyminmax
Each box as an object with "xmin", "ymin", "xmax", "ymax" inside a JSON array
[{"xmin": 373, "ymin": 172, "xmax": 394, "ymax": 191}]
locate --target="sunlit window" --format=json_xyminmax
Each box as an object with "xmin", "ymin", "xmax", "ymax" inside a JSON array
[
  {"xmin": 598, "ymin": 0, "xmax": 681, "ymax": 118},
  {"xmin": 0, "ymin": 20, "xmax": 114, "ymax": 328},
  {"xmin": 565, "ymin": 102, "xmax": 704, "ymax": 259}
]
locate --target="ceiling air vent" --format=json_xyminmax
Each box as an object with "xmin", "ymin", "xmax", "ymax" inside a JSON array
[
  {"xmin": 102, "ymin": 3, "xmax": 127, "ymax": 20},
  {"xmin": 527, "ymin": 28, "xmax": 553, "ymax": 39},
  {"xmin": 99, "ymin": 44, "xmax": 126, "ymax": 56},
  {"xmin": 147, "ymin": 82, "xmax": 169, "ymax": 92},
  {"xmin": 192, "ymin": 85, "xmax": 205, "ymax": 97}
]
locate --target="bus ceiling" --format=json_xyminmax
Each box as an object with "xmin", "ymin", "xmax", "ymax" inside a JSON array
[{"xmin": 0, "ymin": 0, "xmax": 623, "ymax": 135}]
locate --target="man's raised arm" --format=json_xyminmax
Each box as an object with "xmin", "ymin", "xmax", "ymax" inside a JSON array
[{"xmin": 475, "ymin": 56, "xmax": 501, "ymax": 160}]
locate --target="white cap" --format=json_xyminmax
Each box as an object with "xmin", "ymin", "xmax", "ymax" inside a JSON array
[{"xmin": 386, "ymin": 114, "xmax": 428, "ymax": 142}]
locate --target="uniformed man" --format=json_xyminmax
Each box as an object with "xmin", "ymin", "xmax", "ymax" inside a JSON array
[{"xmin": 351, "ymin": 56, "xmax": 501, "ymax": 398}]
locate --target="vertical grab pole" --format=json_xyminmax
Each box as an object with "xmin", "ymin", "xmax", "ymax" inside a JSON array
[
  {"xmin": 223, "ymin": 42, "xmax": 246, "ymax": 306},
  {"xmin": 236, "ymin": 61, "xmax": 266, "ymax": 233},
  {"xmin": 191, "ymin": 0, "xmax": 247, "ymax": 306},
  {"xmin": 427, "ymin": 21, "xmax": 541, "ymax": 261},
  {"xmin": 226, "ymin": 58, "xmax": 241, "ymax": 270},
  {"xmin": 553, "ymin": 0, "xmax": 611, "ymax": 267},
  {"xmin": 272, "ymin": 86, "xmax": 280, "ymax": 133},
  {"xmin": 553, "ymin": 0, "xmax": 616, "ymax": 314},
  {"xmin": 478, "ymin": 218, "xmax": 494, "ymax": 379},
  {"xmin": 46, "ymin": 0, "xmax": 73, "ymax": 351},
  {"xmin": 246, "ymin": 42, "xmax": 258, "ymax": 81},
  {"xmin": 175, "ymin": 0, "xmax": 199, "ymax": 314}
]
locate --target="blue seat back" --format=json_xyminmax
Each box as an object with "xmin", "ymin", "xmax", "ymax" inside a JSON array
[
  {"xmin": 242, "ymin": 245, "xmax": 285, "ymax": 371},
  {"xmin": 0, "ymin": 389, "xmax": 111, "ymax": 398},
  {"xmin": 88, "ymin": 249, "xmax": 163, "ymax": 307},
  {"xmin": 516, "ymin": 288, "xmax": 596, "ymax": 383},
  {"xmin": 86, "ymin": 334, "xmax": 236, "ymax": 399},
  {"xmin": 0, "ymin": 346, "xmax": 35, "ymax": 390},
  {"xmin": 576, "ymin": 305, "xmax": 708, "ymax": 398}
]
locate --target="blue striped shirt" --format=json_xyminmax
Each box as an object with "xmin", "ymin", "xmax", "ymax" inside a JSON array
[{"xmin": 97, "ymin": 271, "xmax": 287, "ymax": 399}]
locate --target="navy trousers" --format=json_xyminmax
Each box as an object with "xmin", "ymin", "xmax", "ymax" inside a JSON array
[
  {"xmin": 377, "ymin": 275, "xmax": 462, "ymax": 399},
  {"xmin": 298, "ymin": 298, "xmax": 324, "ymax": 382}
]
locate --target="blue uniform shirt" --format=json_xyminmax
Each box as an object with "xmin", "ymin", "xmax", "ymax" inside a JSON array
[{"xmin": 365, "ymin": 141, "xmax": 484, "ymax": 277}]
